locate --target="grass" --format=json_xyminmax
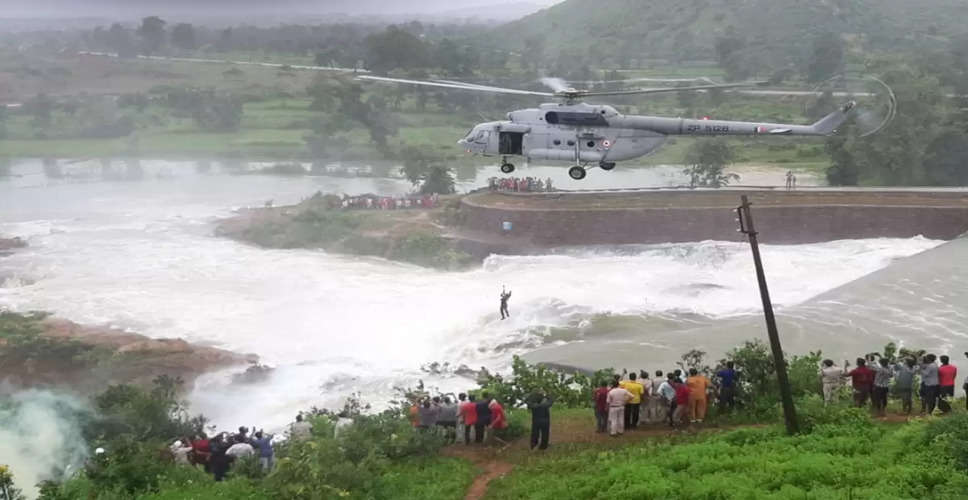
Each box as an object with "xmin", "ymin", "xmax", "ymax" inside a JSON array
[{"xmin": 485, "ymin": 407, "xmax": 968, "ymax": 500}]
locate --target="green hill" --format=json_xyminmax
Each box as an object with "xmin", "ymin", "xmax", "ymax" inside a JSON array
[{"xmin": 492, "ymin": 0, "xmax": 968, "ymax": 75}]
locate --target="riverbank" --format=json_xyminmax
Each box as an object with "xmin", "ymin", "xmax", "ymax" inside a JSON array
[
  {"xmin": 0, "ymin": 311, "xmax": 255, "ymax": 395},
  {"xmin": 215, "ymin": 192, "xmax": 477, "ymax": 270}
]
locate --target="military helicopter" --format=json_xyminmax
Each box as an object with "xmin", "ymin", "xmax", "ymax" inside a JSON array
[{"xmin": 358, "ymin": 75, "xmax": 863, "ymax": 180}]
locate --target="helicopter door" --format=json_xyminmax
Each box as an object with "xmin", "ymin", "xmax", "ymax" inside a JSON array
[{"xmin": 498, "ymin": 131, "xmax": 524, "ymax": 155}]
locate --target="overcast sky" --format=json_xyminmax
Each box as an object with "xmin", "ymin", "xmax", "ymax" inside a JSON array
[{"xmin": 0, "ymin": 0, "xmax": 563, "ymax": 20}]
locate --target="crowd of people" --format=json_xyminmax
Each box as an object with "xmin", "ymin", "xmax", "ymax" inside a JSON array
[
  {"xmin": 162, "ymin": 414, "xmax": 327, "ymax": 481},
  {"xmin": 488, "ymin": 177, "xmax": 555, "ymax": 193},
  {"xmin": 154, "ymin": 352, "xmax": 962, "ymax": 470},
  {"xmin": 593, "ymin": 365, "xmax": 733, "ymax": 437},
  {"xmin": 338, "ymin": 193, "xmax": 440, "ymax": 210},
  {"xmin": 408, "ymin": 392, "xmax": 531, "ymax": 447},
  {"xmin": 822, "ymin": 352, "xmax": 964, "ymax": 415}
]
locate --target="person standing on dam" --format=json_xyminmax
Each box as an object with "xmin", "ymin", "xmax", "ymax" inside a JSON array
[
  {"xmin": 893, "ymin": 358, "xmax": 918, "ymax": 415},
  {"xmin": 820, "ymin": 359, "xmax": 845, "ymax": 405},
  {"xmin": 499, "ymin": 287, "xmax": 512, "ymax": 320},
  {"xmin": 606, "ymin": 380, "xmax": 632, "ymax": 436}
]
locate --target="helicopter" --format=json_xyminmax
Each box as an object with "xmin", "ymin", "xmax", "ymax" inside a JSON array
[{"xmin": 358, "ymin": 74, "xmax": 866, "ymax": 180}]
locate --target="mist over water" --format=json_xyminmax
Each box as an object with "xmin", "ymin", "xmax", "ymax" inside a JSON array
[{"xmin": 0, "ymin": 159, "xmax": 942, "ymax": 430}]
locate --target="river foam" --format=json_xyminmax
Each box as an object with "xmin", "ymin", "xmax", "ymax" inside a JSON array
[{"xmin": 0, "ymin": 159, "xmax": 943, "ymax": 429}]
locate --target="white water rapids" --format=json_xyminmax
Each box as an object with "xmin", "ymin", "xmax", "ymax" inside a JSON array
[{"xmin": 0, "ymin": 159, "xmax": 943, "ymax": 430}]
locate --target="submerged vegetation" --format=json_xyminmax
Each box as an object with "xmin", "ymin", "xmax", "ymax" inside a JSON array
[{"xmin": 216, "ymin": 192, "xmax": 475, "ymax": 270}]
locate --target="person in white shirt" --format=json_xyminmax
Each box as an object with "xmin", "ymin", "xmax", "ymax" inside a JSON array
[
  {"xmin": 169, "ymin": 439, "xmax": 193, "ymax": 465},
  {"xmin": 820, "ymin": 359, "xmax": 845, "ymax": 405},
  {"xmin": 649, "ymin": 370, "xmax": 666, "ymax": 424},
  {"xmin": 289, "ymin": 414, "xmax": 312, "ymax": 441},
  {"xmin": 657, "ymin": 375, "xmax": 678, "ymax": 427},
  {"xmin": 606, "ymin": 380, "xmax": 633, "ymax": 436}
]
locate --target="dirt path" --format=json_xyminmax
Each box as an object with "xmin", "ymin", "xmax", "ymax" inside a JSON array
[
  {"xmin": 442, "ymin": 415, "xmax": 752, "ymax": 499},
  {"xmin": 463, "ymin": 460, "xmax": 514, "ymax": 500}
]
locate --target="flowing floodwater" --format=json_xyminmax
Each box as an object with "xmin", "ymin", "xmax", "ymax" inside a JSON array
[{"xmin": 0, "ymin": 159, "xmax": 941, "ymax": 429}]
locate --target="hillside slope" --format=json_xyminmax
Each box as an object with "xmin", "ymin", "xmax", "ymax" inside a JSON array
[{"xmin": 493, "ymin": 0, "xmax": 968, "ymax": 69}]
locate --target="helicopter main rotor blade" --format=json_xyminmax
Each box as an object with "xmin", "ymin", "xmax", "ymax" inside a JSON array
[
  {"xmin": 567, "ymin": 76, "xmax": 716, "ymax": 86},
  {"xmin": 578, "ymin": 81, "xmax": 768, "ymax": 97},
  {"xmin": 357, "ymin": 75, "xmax": 554, "ymax": 97}
]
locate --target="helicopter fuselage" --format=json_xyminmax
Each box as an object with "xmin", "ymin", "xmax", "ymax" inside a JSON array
[
  {"xmin": 459, "ymin": 102, "xmax": 664, "ymax": 165},
  {"xmin": 458, "ymin": 100, "xmax": 854, "ymax": 179},
  {"xmin": 460, "ymin": 101, "xmax": 852, "ymax": 163}
]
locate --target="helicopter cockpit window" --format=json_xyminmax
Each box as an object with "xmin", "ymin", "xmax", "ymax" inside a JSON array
[{"xmin": 545, "ymin": 112, "xmax": 559, "ymax": 124}]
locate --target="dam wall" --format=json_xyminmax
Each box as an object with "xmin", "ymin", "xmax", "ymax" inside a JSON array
[{"xmin": 458, "ymin": 189, "xmax": 968, "ymax": 247}]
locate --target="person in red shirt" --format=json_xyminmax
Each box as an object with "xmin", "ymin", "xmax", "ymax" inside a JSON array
[
  {"xmin": 191, "ymin": 433, "xmax": 211, "ymax": 472},
  {"xmin": 593, "ymin": 380, "xmax": 609, "ymax": 433},
  {"xmin": 489, "ymin": 399, "xmax": 507, "ymax": 432},
  {"xmin": 843, "ymin": 357, "xmax": 875, "ymax": 408},
  {"xmin": 673, "ymin": 379, "xmax": 691, "ymax": 428},
  {"xmin": 458, "ymin": 394, "xmax": 478, "ymax": 445},
  {"xmin": 939, "ymin": 355, "xmax": 958, "ymax": 400}
]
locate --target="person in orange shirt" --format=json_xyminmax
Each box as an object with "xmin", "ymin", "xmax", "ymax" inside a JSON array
[{"xmin": 685, "ymin": 368, "xmax": 711, "ymax": 423}]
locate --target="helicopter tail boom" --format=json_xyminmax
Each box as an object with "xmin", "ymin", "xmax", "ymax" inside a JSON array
[{"xmin": 615, "ymin": 100, "xmax": 856, "ymax": 137}]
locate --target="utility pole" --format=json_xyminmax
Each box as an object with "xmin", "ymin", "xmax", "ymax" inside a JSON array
[{"xmin": 736, "ymin": 195, "xmax": 799, "ymax": 435}]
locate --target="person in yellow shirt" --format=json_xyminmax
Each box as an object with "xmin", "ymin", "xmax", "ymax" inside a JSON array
[
  {"xmin": 619, "ymin": 372, "xmax": 645, "ymax": 429},
  {"xmin": 686, "ymin": 368, "xmax": 711, "ymax": 423}
]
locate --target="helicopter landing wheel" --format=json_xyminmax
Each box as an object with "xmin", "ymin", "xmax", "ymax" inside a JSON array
[
  {"xmin": 500, "ymin": 162, "xmax": 515, "ymax": 174},
  {"xmin": 568, "ymin": 166, "xmax": 587, "ymax": 180},
  {"xmin": 599, "ymin": 161, "xmax": 616, "ymax": 171}
]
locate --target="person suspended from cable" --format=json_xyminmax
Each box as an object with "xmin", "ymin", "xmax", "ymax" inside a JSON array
[{"xmin": 500, "ymin": 287, "xmax": 512, "ymax": 320}]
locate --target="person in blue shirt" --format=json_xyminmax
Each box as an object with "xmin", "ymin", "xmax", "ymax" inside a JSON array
[
  {"xmin": 716, "ymin": 361, "xmax": 737, "ymax": 413},
  {"xmin": 250, "ymin": 431, "xmax": 274, "ymax": 471}
]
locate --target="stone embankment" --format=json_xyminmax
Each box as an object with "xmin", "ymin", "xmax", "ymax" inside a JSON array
[{"xmin": 456, "ymin": 188, "xmax": 968, "ymax": 251}]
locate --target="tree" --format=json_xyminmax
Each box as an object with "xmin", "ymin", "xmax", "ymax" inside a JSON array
[
  {"xmin": 0, "ymin": 464, "xmax": 24, "ymax": 500},
  {"xmin": 923, "ymin": 131, "xmax": 968, "ymax": 185},
  {"xmin": 522, "ymin": 35, "xmax": 546, "ymax": 72},
  {"xmin": 192, "ymin": 94, "xmax": 243, "ymax": 132},
  {"xmin": 435, "ymin": 38, "xmax": 461, "ymax": 76},
  {"xmin": 307, "ymin": 78, "xmax": 396, "ymax": 152},
  {"xmin": 715, "ymin": 29, "xmax": 755, "ymax": 81},
  {"xmin": 215, "ymin": 27, "xmax": 233, "ymax": 52},
  {"xmin": 400, "ymin": 146, "xmax": 454, "ymax": 194},
  {"xmin": 830, "ymin": 62, "xmax": 946, "ymax": 185},
  {"xmin": 170, "ymin": 23, "xmax": 196, "ymax": 51},
  {"xmin": 24, "ymin": 94, "xmax": 53, "ymax": 130},
  {"xmin": 683, "ymin": 139, "xmax": 738, "ymax": 187},
  {"xmin": 804, "ymin": 34, "xmax": 845, "ymax": 83},
  {"xmin": 107, "ymin": 23, "xmax": 135, "ymax": 58},
  {"xmin": 0, "ymin": 106, "xmax": 7, "ymax": 141},
  {"xmin": 825, "ymin": 133, "xmax": 859, "ymax": 186},
  {"xmin": 137, "ymin": 16, "xmax": 166, "ymax": 55},
  {"xmin": 364, "ymin": 25, "xmax": 428, "ymax": 73}
]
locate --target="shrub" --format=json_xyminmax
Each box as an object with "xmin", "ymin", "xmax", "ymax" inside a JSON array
[
  {"xmin": 475, "ymin": 355, "xmax": 613, "ymax": 408},
  {"xmin": 923, "ymin": 412, "xmax": 968, "ymax": 471}
]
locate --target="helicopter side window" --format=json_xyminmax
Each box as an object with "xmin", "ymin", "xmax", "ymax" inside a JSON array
[
  {"xmin": 566, "ymin": 140, "xmax": 575, "ymax": 146},
  {"xmin": 558, "ymin": 112, "xmax": 608, "ymax": 126},
  {"xmin": 553, "ymin": 139, "xmax": 561, "ymax": 146},
  {"xmin": 545, "ymin": 112, "xmax": 559, "ymax": 124}
]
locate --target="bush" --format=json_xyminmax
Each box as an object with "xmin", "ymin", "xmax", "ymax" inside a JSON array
[
  {"xmin": 923, "ymin": 412, "xmax": 968, "ymax": 471},
  {"xmin": 476, "ymin": 355, "xmax": 614, "ymax": 408},
  {"xmin": 795, "ymin": 394, "xmax": 872, "ymax": 435}
]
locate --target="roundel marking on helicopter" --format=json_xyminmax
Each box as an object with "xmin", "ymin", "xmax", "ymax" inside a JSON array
[{"xmin": 602, "ymin": 139, "xmax": 612, "ymax": 148}]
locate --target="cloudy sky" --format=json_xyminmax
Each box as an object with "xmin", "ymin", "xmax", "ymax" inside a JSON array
[{"xmin": 0, "ymin": 0, "xmax": 563, "ymax": 19}]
